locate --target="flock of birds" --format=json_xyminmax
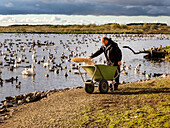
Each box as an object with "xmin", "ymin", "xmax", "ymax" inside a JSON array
[
  {"xmin": 121, "ymin": 62, "xmax": 163, "ymax": 79},
  {"xmin": 0, "ymin": 33, "xmax": 169, "ymax": 91}
]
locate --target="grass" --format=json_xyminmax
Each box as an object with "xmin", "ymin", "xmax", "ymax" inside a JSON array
[
  {"xmin": 163, "ymin": 46, "xmax": 170, "ymax": 52},
  {"xmin": 66, "ymin": 77, "xmax": 170, "ymax": 127},
  {"xmin": 163, "ymin": 46, "xmax": 170, "ymax": 61},
  {"xmin": 0, "ymin": 24, "xmax": 170, "ymax": 34}
]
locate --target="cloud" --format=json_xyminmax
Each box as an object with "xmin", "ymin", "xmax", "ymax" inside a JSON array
[
  {"xmin": 0, "ymin": 0, "xmax": 169, "ymax": 16},
  {"xmin": 4, "ymin": 2, "xmax": 14, "ymax": 7},
  {"xmin": 0, "ymin": 15, "xmax": 169, "ymax": 26}
]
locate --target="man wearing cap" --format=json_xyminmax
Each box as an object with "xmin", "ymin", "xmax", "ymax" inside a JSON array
[{"xmin": 89, "ymin": 36, "xmax": 122, "ymax": 90}]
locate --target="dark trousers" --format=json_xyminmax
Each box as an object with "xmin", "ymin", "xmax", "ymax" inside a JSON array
[{"xmin": 114, "ymin": 66, "xmax": 120, "ymax": 89}]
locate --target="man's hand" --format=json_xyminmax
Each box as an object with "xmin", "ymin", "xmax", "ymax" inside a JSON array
[
  {"xmin": 118, "ymin": 61, "xmax": 121, "ymax": 66},
  {"xmin": 88, "ymin": 57, "xmax": 92, "ymax": 60}
]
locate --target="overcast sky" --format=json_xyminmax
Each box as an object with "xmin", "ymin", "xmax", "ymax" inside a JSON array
[
  {"xmin": 0, "ymin": 0, "xmax": 170, "ymax": 16},
  {"xmin": 0, "ymin": 0, "xmax": 170, "ymax": 26}
]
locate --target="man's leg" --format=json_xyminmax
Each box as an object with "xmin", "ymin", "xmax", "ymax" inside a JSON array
[{"xmin": 114, "ymin": 66, "xmax": 120, "ymax": 90}]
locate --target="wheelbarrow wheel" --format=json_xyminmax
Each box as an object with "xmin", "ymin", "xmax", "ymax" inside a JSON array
[
  {"xmin": 99, "ymin": 79, "xmax": 109, "ymax": 93},
  {"xmin": 85, "ymin": 80, "xmax": 94, "ymax": 94}
]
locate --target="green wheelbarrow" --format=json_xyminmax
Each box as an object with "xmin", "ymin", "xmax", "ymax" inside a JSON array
[{"xmin": 78, "ymin": 64, "xmax": 119, "ymax": 94}]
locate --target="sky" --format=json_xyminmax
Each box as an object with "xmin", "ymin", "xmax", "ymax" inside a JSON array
[{"xmin": 0, "ymin": 0, "xmax": 170, "ymax": 26}]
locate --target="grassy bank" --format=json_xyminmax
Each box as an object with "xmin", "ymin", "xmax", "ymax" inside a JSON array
[
  {"xmin": 1, "ymin": 76, "xmax": 170, "ymax": 128},
  {"xmin": 163, "ymin": 46, "xmax": 170, "ymax": 61},
  {"xmin": 0, "ymin": 24, "xmax": 170, "ymax": 34},
  {"xmin": 72, "ymin": 77, "xmax": 170, "ymax": 128}
]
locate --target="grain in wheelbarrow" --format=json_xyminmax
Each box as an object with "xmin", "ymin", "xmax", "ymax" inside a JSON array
[{"xmin": 71, "ymin": 57, "xmax": 95, "ymax": 65}]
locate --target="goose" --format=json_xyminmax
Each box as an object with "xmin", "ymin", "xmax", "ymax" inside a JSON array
[
  {"xmin": 21, "ymin": 64, "xmax": 36, "ymax": 76},
  {"xmin": 152, "ymin": 73, "xmax": 163, "ymax": 77},
  {"xmin": 5, "ymin": 77, "xmax": 14, "ymax": 83},
  {"xmin": 15, "ymin": 82, "xmax": 21, "ymax": 89},
  {"xmin": 13, "ymin": 76, "xmax": 18, "ymax": 82}
]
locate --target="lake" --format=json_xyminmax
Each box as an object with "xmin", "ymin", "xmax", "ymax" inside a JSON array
[{"xmin": 0, "ymin": 33, "xmax": 169, "ymax": 101}]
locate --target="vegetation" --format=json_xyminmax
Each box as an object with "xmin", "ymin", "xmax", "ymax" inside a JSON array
[
  {"xmin": 163, "ymin": 46, "xmax": 170, "ymax": 61},
  {"xmin": 0, "ymin": 23, "xmax": 169, "ymax": 34},
  {"xmin": 69, "ymin": 78, "xmax": 170, "ymax": 127}
]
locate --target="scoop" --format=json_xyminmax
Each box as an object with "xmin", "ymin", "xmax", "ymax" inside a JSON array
[{"xmin": 71, "ymin": 57, "xmax": 95, "ymax": 65}]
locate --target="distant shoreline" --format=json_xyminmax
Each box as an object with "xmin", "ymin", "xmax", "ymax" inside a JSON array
[{"xmin": 0, "ymin": 24, "xmax": 170, "ymax": 34}]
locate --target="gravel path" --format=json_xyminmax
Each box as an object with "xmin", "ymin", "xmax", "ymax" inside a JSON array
[
  {"xmin": 1, "ymin": 75, "xmax": 169, "ymax": 128},
  {"xmin": 1, "ymin": 88, "xmax": 101, "ymax": 128}
]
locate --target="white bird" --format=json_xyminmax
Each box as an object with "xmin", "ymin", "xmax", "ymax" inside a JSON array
[
  {"xmin": 43, "ymin": 60, "xmax": 50, "ymax": 67},
  {"xmin": 32, "ymin": 54, "xmax": 36, "ymax": 60},
  {"xmin": 14, "ymin": 61, "xmax": 18, "ymax": 68},
  {"xmin": 21, "ymin": 64, "xmax": 36, "ymax": 76},
  {"xmin": 145, "ymin": 73, "xmax": 152, "ymax": 78}
]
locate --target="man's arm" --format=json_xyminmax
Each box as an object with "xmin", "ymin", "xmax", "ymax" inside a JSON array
[{"xmin": 89, "ymin": 46, "xmax": 104, "ymax": 59}]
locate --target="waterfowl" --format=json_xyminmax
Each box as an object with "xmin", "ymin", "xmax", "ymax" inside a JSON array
[
  {"xmin": 15, "ymin": 82, "xmax": 21, "ymax": 89},
  {"xmin": 126, "ymin": 65, "xmax": 131, "ymax": 70},
  {"xmin": 145, "ymin": 73, "xmax": 152, "ymax": 78},
  {"xmin": 123, "ymin": 71, "xmax": 128, "ymax": 75},
  {"xmin": 13, "ymin": 76, "xmax": 18, "ymax": 82},
  {"xmin": 72, "ymin": 66, "xmax": 78, "ymax": 70},
  {"xmin": 140, "ymin": 71, "xmax": 146, "ymax": 75},
  {"xmin": 65, "ymin": 72, "xmax": 68, "ymax": 77},
  {"xmin": 152, "ymin": 73, "xmax": 163, "ymax": 77},
  {"xmin": 45, "ymin": 74, "xmax": 49, "ymax": 77},
  {"xmin": 43, "ymin": 60, "xmax": 50, "ymax": 68},
  {"xmin": 14, "ymin": 61, "xmax": 18, "ymax": 68},
  {"xmin": 54, "ymin": 69, "xmax": 59, "ymax": 74},
  {"xmin": 5, "ymin": 77, "xmax": 14, "ymax": 83},
  {"xmin": 21, "ymin": 64, "xmax": 36, "ymax": 76}
]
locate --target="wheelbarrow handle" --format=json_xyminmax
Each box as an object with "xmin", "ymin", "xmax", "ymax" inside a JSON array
[
  {"xmin": 78, "ymin": 65, "xmax": 98, "ymax": 82},
  {"xmin": 112, "ymin": 67, "xmax": 122, "ymax": 84},
  {"xmin": 78, "ymin": 66, "xmax": 85, "ymax": 82}
]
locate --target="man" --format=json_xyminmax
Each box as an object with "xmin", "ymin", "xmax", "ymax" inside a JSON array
[{"xmin": 89, "ymin": 36, "xmax": 122, "ymax": 90}]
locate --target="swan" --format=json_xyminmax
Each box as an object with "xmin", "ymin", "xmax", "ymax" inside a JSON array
[
  {"xmin": 14, "ymin": 61, "xmax": 18, "ymax": 68},
  {"xmin": 22, "ymin": 64, "xmax": 36, "ymax": 76}
]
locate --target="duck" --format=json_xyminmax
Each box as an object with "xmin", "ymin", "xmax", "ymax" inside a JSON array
[
  {"xmin": 140, "ymin": 71, "xmax": 146, "ymax": 75},
  {"xmin": 45, "ymin": 74, "xmax": 49, "ymax": 77},
  {"xmin": 15, "ymin": 82, "xmax": 21, "ymax": 89},
  {"xmin": 43, "ymin": 60, "xmax": 50, "ymax": 68},
  {"xmin": 123, "ymin": 71, "xmax": 128, "ymax": 75},
  {"xmin": 72, "ymin": 66, "xmax": 78, "ymax": 70},
  {"xmin": 65, "ymin": 72, "xmax": 68, "ymax": 77},
  {"xmin": 145, "ymin": 73, "xmax": 152, "ymax": 78},
  {"xmin": 21, "ymin": 64, "xmax": 36, "ymax": 76},
  {"xmin": 126, "ymin": 65, "xmax": 131, "ymax": 70},
  {"xmin": 54, "ymin": 69, "xmax": 59, "ymax": 74}
]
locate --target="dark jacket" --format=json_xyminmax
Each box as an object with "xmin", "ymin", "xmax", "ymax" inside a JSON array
[{"xmin": 90, "ymin": 39, "xmax": 122, "ymax": 66}]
